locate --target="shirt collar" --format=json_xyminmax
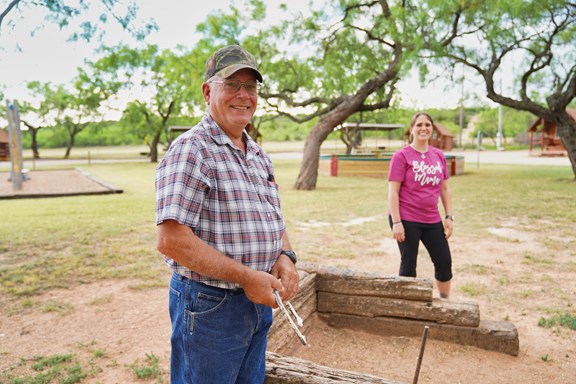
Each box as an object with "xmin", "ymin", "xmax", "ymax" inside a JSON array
[{"xmin": 203, "ymin": 114, "xmax": 261, "ymax": 158}]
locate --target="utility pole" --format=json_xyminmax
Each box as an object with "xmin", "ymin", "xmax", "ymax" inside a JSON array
[{"xmin": 459, "ymin": 64, "xmax": 464, "ymax": 148}]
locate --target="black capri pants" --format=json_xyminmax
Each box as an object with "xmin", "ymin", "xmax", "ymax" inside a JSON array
[{"xmin": 389, "ymin": 217, "xmax": 453, "ymax": 282}]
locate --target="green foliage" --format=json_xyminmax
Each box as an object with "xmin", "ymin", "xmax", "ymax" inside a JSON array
[
  {"xmin": 0, "ymin": 156, "xmax": 573, "ymax": 339},
  {"xmin": 540, "ymin": 354, "xmax": 552, "ymax": 362},
  {"xmin": 0, "ymin": 0, "xmax": 157, "ymax": 42},
  {"xmin": 4, "ymin": 354, "xmax": 88, "ymax": 384},
  {"xmin": 258, "ymin": 115, "xmax": 316, "ymax": 141},
  {"xmin": 19, "ymin": 77, "xmax": 112, "ymax": 158},
  {"xmin": 0, "ymin": 162, "xmax": 160, "ymax": 299},
  {"xmin": 538, "ymin": 314, "xmax": 576, "ymax": 331},
  {"xmin": 77, "ymin": 121, "xmax": 143, "ymax": 146},
  {"xmin": 31, "ymin": 354, "xmax": 74, "ymax": 371},
  {"xmin": 193, "ymin": 0, "xmax": 428, "ymax": 129},
  {"xmin": 472, "ymin": 107, "xmax": 535, "ymax": 143},
  {"xmin": 460, "ymin": 282, "xmax": 487, "ymax": 297},
  {"xmin": 84, "ymin": 44, "xmax": 201, "ymax": 159},
  {"xmin": 129, "ymin": 353, "xmax": 162, "ymax": 380},
  {"xmin": 458, "ymin": 264, "xmax": 491, "ymax": 275},
  {"xmin": 39, "ymin": 300, "xmax": 73, "ymax": 314},
  {"xmin": 424, "ymin": 0, "xmax": 576, "ymax": 179},
  {"xmin": 449, "ymin": 165, "xmax": 575, "ymax": 234},
  {"xmin": 21, "ymin": 121, "xmax": 143, "ymax": 149},
  {"xmin": 18, "ymin": 107, "xmax": 476, "ymax": 150}
]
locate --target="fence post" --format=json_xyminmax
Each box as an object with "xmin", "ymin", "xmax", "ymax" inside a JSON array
[
  {"xmin": 6, "ymin": 100, "xmax": 23, "ymax": 191},
  {"xmin": 330, "ymin": 155, "xmax": 338, "ymax": 177}
]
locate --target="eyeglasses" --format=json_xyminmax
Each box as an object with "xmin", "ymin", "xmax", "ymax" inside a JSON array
[{"xmin": 208, "ymin": 79, "xmax": 261, "ymax": 95}]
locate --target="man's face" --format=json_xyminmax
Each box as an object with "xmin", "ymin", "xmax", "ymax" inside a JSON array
[{"xmin": 203, "ymin": 68, "xmax": 258, "ymax": 135}]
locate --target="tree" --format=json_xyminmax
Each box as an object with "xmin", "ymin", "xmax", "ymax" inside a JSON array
[
  {"xmin": 17, "ymin": 80, "xmax": 64, "ymax": 158},
  {"xmin": 20, "ymin": 75, "xmax": 110, "ymax": 158},
  {"xmin": 427, "ymin": 0, "xmax": 576, "ymax": 178},
  {"xmin": 56, "ymin": 79, "xmax": 108, "ymax": 158},
  {"xmin": 340, "ymin": 124, "xmax": 363, "ymax": 155},
  {"xmin": 195, "ymin": 0, "xmax": 429, "ymax": 190},
  {"xmin": 0, "ymin": 0, "xmax": 156, "ymax": 41},
  {"xmin": 473, "ymin": 107, "xmax": 535, "ymax": 146},
  {"xmin": 85, "ymin": 44, "xmax": 198, "ymax": 162}
]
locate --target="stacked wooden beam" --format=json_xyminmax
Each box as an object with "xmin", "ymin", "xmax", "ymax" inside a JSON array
[{"xmin": 266, "ymin": 263, "xmax": 519, "ymax": 383}]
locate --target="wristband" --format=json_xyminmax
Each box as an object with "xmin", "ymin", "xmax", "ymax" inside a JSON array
[{"xmin": 280, "ymin": 250, "xmax": 297, "ymax": 264}]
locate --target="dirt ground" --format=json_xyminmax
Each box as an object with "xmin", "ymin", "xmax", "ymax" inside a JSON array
[{"xmin": 1, "ymin": 167, "xmax": 575, "ymax": 383}]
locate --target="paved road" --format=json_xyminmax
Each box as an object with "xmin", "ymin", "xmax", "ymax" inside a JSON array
[
  {"xmin": 1, "ymin": 149, "xmax": 571, "ymax": 171},
  {"xmin": 0, "ymin": 157, "xmax": 148, "ymax": 171},
  {"xmin": 269, "ymin": 150, "xmax": 572, "ymax": 167},
  {"xmin": 447, "ymin": 150, "xmax": 571, "ymax": 167}
]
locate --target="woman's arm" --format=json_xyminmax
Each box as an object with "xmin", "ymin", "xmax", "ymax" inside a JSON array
[
  {"xmin": 388, "ymin": 180, "xmax": 405, "ymax": 242},
  {"xmin": 440, "ymin": 179, "xmax": 453, "ymax": 239}
]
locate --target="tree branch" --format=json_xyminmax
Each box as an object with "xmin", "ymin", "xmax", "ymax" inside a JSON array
[
  {"xmin": 259, "ymin": 91, "xmax": 333, "ymax": 108},
  {"xmin": 0, "ymin": 0, "xmax": 20, "ymax": 34}
]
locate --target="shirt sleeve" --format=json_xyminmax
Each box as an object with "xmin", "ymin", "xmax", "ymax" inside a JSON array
[
  {"xmin": 388, "ymin": 151, "xmax": 407, "ymax": 182},
  {"xmin": 155, "ymin": 140, "xmax": 211, "ymax": 227}
]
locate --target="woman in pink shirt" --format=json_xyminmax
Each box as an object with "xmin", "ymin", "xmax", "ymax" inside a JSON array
[{"xmin": 388, "ymin": 112, "xmax": 454, "ymax": 298}]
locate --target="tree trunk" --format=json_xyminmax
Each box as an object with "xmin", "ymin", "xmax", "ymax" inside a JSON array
[
  {"xmin": 486, "ymin": 93, "xmax": 576, "ymax": 180},
  {"xmin": 64, "ymin": 135, "xmax": 75, "ymax": 159},
  {"xmin": 149, "ymin": 130, "xmax": 161, "ymax": 163},
  {"xmin": 294, "ymin": 133, "xmax": 322, "ymax": 190},
  {"xmin": 292, "ymin": 46, "xmax": 403, "ymax": 190},
  {"xmin": 30, "ymin": 128, "xmax": 40, "ymax": 159},
  {"xmin": 556, "ymin": 117, "xmax": 576, "ymax": 179},
  {"xmin": 294, "ymin": 104, "xmax": 362, "ymax": 190}
]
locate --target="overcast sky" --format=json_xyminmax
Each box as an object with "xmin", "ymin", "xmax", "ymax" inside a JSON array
[{"xmin": 0, "ymin": 0, "xmax": 487, "ymax": 115}]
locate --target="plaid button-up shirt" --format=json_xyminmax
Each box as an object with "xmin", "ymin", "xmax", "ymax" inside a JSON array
[{"xmin": 155, "ymin": 114, "xmax": 285, "ymax": 289}]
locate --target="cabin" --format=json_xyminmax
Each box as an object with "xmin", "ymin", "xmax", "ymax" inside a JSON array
[
  {"xmin": 0, "ymin": 129, "xmax": 10, "ymax": 161},
  {"xmin": 527, "ymin": 109, "xmax": 574, "ymax": 156},
  {"xmin": 404, "ymin": 122, "xmax": 454, "ymax": 151}
]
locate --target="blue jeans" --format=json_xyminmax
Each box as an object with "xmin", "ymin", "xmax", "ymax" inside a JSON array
[{"xmin": 169, "ymin": 273, "xmax": 272, "ymax": 384}]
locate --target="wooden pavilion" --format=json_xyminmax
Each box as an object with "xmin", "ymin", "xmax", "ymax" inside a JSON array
[
  {"xmin": 338, "ymin": 122, "xmax": 404, "ymax": 154},
  {"xmin": 527, "ymin": 109, "xmax": 574, "ymax": 156},
  {"xmin": 404, "ymin": 121, "xmax": 455, "ymax": 151},
  {"xmin": 0, "ymin": 129, "xmax": 10, "ymax": 161}
]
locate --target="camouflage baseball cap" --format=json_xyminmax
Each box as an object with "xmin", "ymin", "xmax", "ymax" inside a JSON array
[{"xmin": 204, "ymin": 45, "xmax": 263, "ymax": 82}]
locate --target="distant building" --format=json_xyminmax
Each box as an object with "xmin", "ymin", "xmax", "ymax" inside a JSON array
[
  {"xmin": 404, "ymin": 122, "xmax": 454, "ymax": 151},
  {"xmin": 527, "ymin": 109, "xmax": 574, "ymax": 156},
  {"xmin": 0, "ymin": 129, "xmax": 9, "ymax": 161}
]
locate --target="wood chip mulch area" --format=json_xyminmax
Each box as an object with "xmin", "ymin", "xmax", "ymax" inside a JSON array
[{"xmin": 0, "ymin": 169, "xmax": 123, "ymax": 199}]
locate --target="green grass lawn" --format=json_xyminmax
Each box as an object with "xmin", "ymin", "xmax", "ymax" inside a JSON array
[
  {"xmin": 0, "ymin": 159, "xmax": 574, "ymax": 303},
  {"xmin": 1, "ymin": 157, "xmax": 575, "ymax": 383}
]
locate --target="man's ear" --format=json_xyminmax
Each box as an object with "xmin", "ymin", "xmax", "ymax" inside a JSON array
[{"xmin": 202, "ymin": 83, "xmax": 211, "ymax": 104}]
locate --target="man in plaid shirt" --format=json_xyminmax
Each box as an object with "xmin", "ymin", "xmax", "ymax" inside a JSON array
[{"xmin": 155, "ymin": 45, "xmax": 299, "ymax": 383}]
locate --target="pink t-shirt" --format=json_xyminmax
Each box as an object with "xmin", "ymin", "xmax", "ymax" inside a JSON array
[{"xmin": 388, "ymin": 146, "xmax": 449, "ymax": 223}]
